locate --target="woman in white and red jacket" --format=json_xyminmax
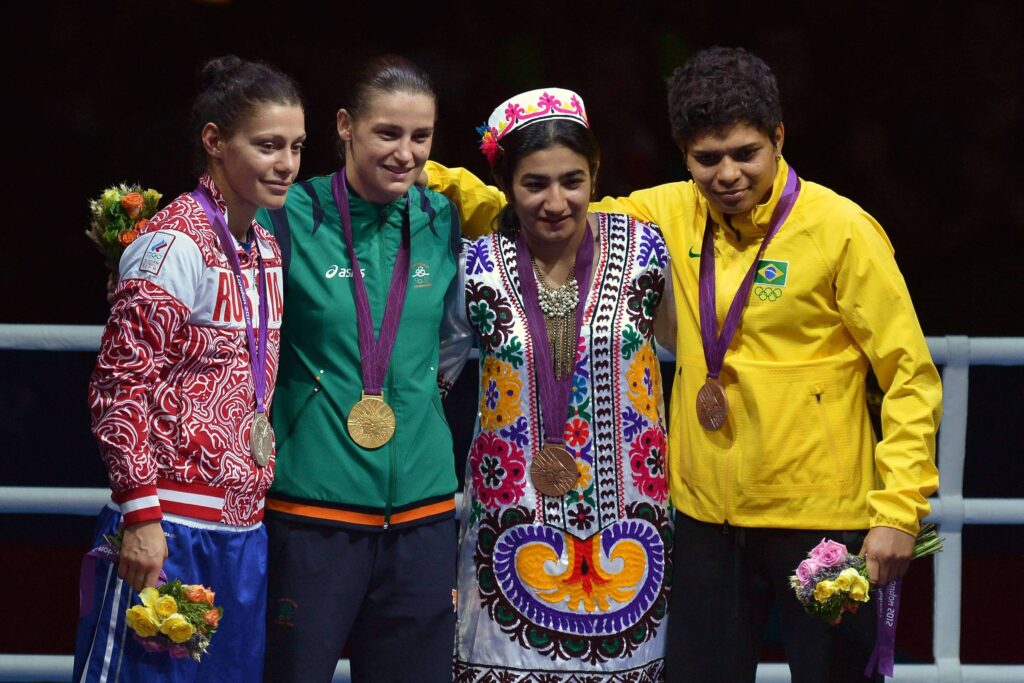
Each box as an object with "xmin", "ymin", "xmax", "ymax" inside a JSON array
[{"xmin": 74, "ymin": 55, "xmax": 305, "ymax": 683}]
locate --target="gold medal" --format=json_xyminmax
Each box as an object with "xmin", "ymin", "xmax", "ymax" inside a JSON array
[
  {"xmin": 696, "ymin": 377, "xmax": 728, "ymax": 431},
  {"xmin": 348, "ymin": 392, "xmax": 396, "ymax": 449},
  {"xmin": 251, "ymin": 411, "xmax": 274, "ymax": 467},
  {"xmin": 530, "ymin": 443, "xmax": 579, "ymax": 497}
]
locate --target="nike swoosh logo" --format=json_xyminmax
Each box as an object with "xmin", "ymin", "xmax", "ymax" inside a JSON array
[{"xmin": 688, "ymin": 247, "xmax": 700, "ymax": 258}]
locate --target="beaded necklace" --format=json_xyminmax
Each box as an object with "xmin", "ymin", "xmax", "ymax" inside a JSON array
[{"xmin": 530, "ymin": 256, "xmax": 579, "ymax": 379}]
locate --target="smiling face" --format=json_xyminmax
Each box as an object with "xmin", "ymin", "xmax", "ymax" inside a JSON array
[
  {"xmin": 508, "ymin": 144, "xmax": 594, "ymax": 250},
  {"xmin": 337, "ymin": 90, "xmax": 436, "ymax": 204},
  {"xmin": 685, "ymin": 122, "xmax": 784, "ymax": 215},
  {"xmin": 205, "ymin": 102, "xmax": 306, "ymax": 216}
]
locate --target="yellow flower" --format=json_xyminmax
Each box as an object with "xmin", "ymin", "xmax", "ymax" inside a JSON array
[
  {"xmin": 143, "ymin": 188, "xmax": 162, "ymax": 205},
  {"xmin": 850, "ymin": 575, "xmax": 871, "ymax": 602},
  {"xmin": 479, "ymin": 357, "xmax": 522, "ymax": 431},
  {"xmin": 101, "ymin": 188, "xmax": 121, "ymax": 211},
  {"xmin": 813, "ymin": 579, "xmax": 837, "ymax": 603},
  {"xmin": 126, "ymin": 605, "xmax": 160, "ymax": 638},
  {"xmin": 154, "ymin": 595, "xmax": 178, "ymax": 618},
  {"xmin": 834, "ymin": 567, "xmax": 859, "ymax": 591},
  {"xmin": 575, "ymin": 461, "xmax": 592, "ymax": 491},
  {"xmin": 626, "ymin": 345, "xmax": 662, "ymax": 422},
  {"xmin": 138, "ymin": 587, "xmax": 160, "ymax": 608},
  {"xmin": 160, "ymin": 613, "xmax": 195, "ymax": 644}
]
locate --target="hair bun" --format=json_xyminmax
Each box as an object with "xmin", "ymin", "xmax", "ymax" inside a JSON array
[{"xmin": 199, "ymin": 55, "xmax": 244, "ymax": 87}]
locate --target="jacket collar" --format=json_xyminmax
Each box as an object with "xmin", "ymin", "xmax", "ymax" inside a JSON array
[{"xmin": 705, "ymin": 157, "xmax": 791, "ymax": 238}]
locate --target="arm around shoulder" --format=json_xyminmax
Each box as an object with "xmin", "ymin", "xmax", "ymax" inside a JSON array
[{"xmin": 425, "ymin": 161, "xmax": 505, "ymax": 238}]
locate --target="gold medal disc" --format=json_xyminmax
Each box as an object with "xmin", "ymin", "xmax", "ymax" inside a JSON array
[
  {"xmin": 251, "ymin": 411, "xmax": 275, "ymax": 467},
  {"xmin": 696, "ymin": 378, "xmax": 729, "ymax": 431},
  {"xmin": 530, "ymin": 443, "xmax": 580, "ymax": 497},
  {"xmin": 348, "ymin": 393, "xmax": 396, "ymax": 449}
]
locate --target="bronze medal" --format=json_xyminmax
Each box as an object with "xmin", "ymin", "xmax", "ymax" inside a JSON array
[
  {"xmin": 530, "ymin": 443, "xmax": 579, "ymax": 497},
  {"xmin": 348, "ymin": 392, "xmax": 396, "ymax": 449},
  {"xmin": 251, "ymin": 411, "xmax": 274, "ymax": 467},
  {"xmin": 696, "ymin": 378, "xmax": 729, "ymax": 431}
]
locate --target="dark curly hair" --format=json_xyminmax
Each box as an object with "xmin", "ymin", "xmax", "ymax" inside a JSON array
[{"xmin": 666, "ymin": 47, "xmax": 782, "ymax": 149}]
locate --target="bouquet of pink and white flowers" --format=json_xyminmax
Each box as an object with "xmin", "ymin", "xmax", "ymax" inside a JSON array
[{"xmin": 789, "ymin": 524, "xmax": 943, "ymax": 624}]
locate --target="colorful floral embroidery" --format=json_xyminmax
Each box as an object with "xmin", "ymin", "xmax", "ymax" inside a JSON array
[
  {"xmin": 637, "ymin": 227, "xmax": 668, "ymax": 268},
  {"xmin": 566, "ymin": 502, "xmax": 596, "ymax": 531},
  {"xmin": 629, "ymin": 426, "xmax": 669, "ymax": 503},
  {"xmin": 563, "ymin": 418, "xmax": 590, "ymax": 448},
  {"xmin": 499, "ymin": 415, "xmax": 529, "ymax": 448},
  {"xmin": 479, "ymin": 357, "xmax": 522, "ymax": 431},
  {"xmin": 460, "ymin": 218, "xmax": 671, "ymax": 679},
  {"xmin": 469, "ymin": 433, "xmax": 528, "ymax": 509},
  {"xmin": 626, "ymin": 345, "xmax": 661, "ymax": 423},
  {"xmin": 466, "ymin": 281, "xmax": 514, "ymax": 352},
  {"xmin": 569, "ymin": 372, "xmax": 589, "ymax": 406},
  {"xmin": 625, "ymin": 272, "xmax": 664, "ymax": 338},
  {"xmin": 466, "ymin": 238, "xmax": 495, "ymax": 275},
  {"xmin": 621, "ymin": 406, "xmax": 647, "ymax": 441},
  {"xmin": 495, "ymin": 336, "xmax": 525, "ymax": 369},
  {"xmin": 474, "ymin": 503, "xmax": 672, "ymax": 664},
  {"xmin": 574, "ymin": 460, "xmax": 592, "ymax": 491},
  {"xmin": 620, "ymin": 325, "xmax": 644, "ymax": 359}
]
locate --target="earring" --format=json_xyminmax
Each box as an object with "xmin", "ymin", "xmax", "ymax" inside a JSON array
[{"xmin": 775, "ymin": 154, "xmax": 781, "ymax": 161}]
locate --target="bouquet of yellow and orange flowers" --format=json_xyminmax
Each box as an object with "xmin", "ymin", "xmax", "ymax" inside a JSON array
[
  {"xmin": 86, "ymin": 183, "xmax": 162, "ymax": 267},
  {"xmin": 126, "ymin": 580, "xmax": 223, "ymax": 661}
]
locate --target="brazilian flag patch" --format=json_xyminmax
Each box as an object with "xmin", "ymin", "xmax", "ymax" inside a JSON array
[{"xmin": 754, "ymin": 260, "xmax": 788, "ymax": 287}]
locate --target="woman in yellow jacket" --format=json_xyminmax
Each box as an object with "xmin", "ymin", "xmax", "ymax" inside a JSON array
[{"xmin": 428, "ymin": 47, "xmax": 940, "ymax": 683}]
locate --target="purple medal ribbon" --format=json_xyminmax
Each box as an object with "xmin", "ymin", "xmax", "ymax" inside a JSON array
[
  {"xmin": 865, "ymin": 578, "xmax": 901, "ymax": 678},
  {"xmin": 699, "ymin": 167, "xmax": 800, "ymax": 380},
  {"xmin": 331, "ymin": 168, "xmax": 411, "ymax": 396},
  {"xmin": 79, "ymin": 535, "xmax": 167, "ymax": 615},
  {"xmin": 515, "ymin": 225, "xmax": 594, "ymax": 446},
  {"xmin": 193, "ymin": 186, "xmax": 270, "ymax": 414}
]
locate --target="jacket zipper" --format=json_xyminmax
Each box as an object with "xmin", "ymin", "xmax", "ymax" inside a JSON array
[{"xmin": 378, "ymin": 208, "xmax": 395, "ymax": 530}]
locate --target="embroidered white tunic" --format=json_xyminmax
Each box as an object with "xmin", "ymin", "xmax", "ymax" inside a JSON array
[{"xmin": 441, "ymin": 212, "xmax": 673, "ymax": 682}]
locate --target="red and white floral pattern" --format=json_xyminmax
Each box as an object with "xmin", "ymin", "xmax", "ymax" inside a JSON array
[{"xmin": 90, "ymin": 176, "xmax": 284, "ymax": 526}]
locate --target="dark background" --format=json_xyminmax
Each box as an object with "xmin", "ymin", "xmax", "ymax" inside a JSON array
[{"xmin": 2, "ymin": 0, "xmax": 1023, "ymax": 671}]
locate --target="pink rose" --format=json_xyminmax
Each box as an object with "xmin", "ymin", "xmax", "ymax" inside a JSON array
[
  {"xmin": 810, "ymin": 538, "xmax": 848, "ymax": 567},
  {"xmin": 795, "ymin": 558, "xmax": 821, "ymax": 586}
]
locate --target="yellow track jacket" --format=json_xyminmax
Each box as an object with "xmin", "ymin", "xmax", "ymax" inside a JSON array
[{"xmin": 428, "ymin": 158, "xmax": 941, "ymax": 534}]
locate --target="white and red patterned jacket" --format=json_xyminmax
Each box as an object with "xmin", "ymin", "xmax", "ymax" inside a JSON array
[{"xmin": 89, "ymin": 175, "xmax": 285, "ymax": 527}]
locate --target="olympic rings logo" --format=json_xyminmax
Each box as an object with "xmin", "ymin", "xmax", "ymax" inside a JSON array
[{"xmin": 754, "ymin": 286, "xmax": 783, "ymax": 302}]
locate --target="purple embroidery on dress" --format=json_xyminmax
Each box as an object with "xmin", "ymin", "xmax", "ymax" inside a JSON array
[
  {"xmin": 499, "ymin": 416, "xmax": 530, "ymax": 448},
  {"xmin": 637, "ymin": 228, "xmax": 667, "ymax": 268},
  {"xmin": 621, "ymin": 406, "xmax": 648, "ymax": 441},
  {"xmin": 492, "ymin": 519, "xmax": 665, "ymax": 635},
  {"xmin": 467, "ymin": 239, "xmax": 495, "ymax": 275}
]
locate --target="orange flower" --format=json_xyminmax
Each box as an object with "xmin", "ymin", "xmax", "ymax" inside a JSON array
[
  {"xmin": 203, "ymin": 609, "xmax": 220, "ymax": 629},
  {"xmin": 121, "ymin": 192, "xmax": 145, "ymax": 219},
  {"xmin": 118, "ymin": 229, "xmax": 138, "ymax": 246},
  {"xmin": 185, "ymin": 585, "xmax": 216, "ymax": 604},
  {"xmin": 134, "ymin": 218, "xmax": 150, "ymax": 231}
]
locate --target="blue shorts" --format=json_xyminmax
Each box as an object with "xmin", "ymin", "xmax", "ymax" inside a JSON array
[{"xmin": 73, "ymin": 504, "xmax": 267, "ymax": 683}]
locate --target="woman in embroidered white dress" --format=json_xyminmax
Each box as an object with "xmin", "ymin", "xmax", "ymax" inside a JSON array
[{"xmin": 440, "ymin": 88, "xmax": 676, "ymax": 682}]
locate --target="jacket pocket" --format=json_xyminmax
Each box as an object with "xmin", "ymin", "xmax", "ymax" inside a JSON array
[{"xmin": 732, "ymin": 361, "xmax": 858, "ymax": 497}]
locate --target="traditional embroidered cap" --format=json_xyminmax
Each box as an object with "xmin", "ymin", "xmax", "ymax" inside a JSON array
[{"xmin": 477, "ymin": 87, "xmax": 589, "ymax": 166}]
